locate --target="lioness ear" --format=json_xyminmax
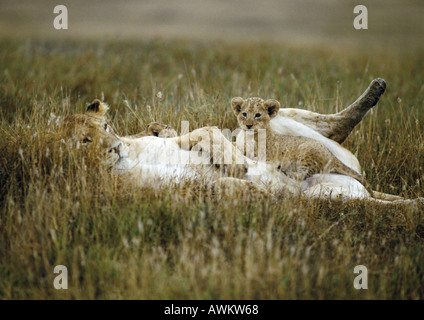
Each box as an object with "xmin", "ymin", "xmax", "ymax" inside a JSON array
[
  {"xmin": 86, "ymin": 99, "xmax": 109, "ymax": 117},
  {"xmin": 231, "ymin": 97, "xmax": 245, "ymax": 116},
  {"xmin": 264, "ymin": 99, "xmax": 280, "ymax": 118}
]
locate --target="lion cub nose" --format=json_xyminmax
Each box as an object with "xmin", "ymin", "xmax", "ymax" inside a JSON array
[{"xmin": 246, "ymin": 125, "xmax": 253, "ymax": 129}]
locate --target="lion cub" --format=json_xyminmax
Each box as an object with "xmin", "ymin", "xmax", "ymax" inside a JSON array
[{"xmin": 231, "ymin": 97, "xmax": 370, "ymax": 187}]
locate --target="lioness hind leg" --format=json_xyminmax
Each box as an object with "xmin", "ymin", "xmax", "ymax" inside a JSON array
[
  {"xmin": 328, "ymin": 78, "xmax": 386, "ymax": 143},
  {"xmin": 279, "ymin": 78, "xmax": 386, "ymax": 144}
]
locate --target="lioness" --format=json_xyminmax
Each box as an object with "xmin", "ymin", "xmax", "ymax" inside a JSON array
[
  {"xmin": 59, "ymin": 99, "xmax": 274, "ymax": 196},
  {"xmin": 59, "ymin": 79, "xmax": 421, "ymax": 204}
]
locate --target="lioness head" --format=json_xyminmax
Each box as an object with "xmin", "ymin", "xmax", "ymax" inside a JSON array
[
  {"xmin": 231, "ymin": 97, "xmax": 280, "ymax": 130},
  {"xmin": 60, "ymin": 99, "xmax": 124, "ymax": 167}
]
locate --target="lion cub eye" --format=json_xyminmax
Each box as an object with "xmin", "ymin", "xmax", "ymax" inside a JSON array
[
  {"xmin": 255, "ymin": 113, "xmax": 261, "ymax": 118},
  {"xmin": 242, "ymin": 112, "xmax": 247, "ymax": 117}
]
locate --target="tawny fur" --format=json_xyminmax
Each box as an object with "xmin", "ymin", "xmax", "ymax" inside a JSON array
[{"xmin": 232, "ymin": 97, "xmax": 371, "ymax": 192}]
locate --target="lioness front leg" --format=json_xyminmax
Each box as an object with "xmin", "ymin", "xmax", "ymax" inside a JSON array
[{"xmin": 173, "ymin": 127, "xmax": 251, "ymax": 166}]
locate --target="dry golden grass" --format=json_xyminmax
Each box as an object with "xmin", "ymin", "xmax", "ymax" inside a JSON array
[{"xmin": 1, "ymin": 39, "xmax": 424, "ymax": 299}]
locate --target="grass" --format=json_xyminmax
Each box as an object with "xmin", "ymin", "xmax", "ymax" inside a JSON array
[{"xmin": 0, "ymin": 38, "xmax": 424, "ymax": 299}]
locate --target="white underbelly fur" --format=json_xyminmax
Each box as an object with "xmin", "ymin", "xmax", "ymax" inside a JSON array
[
  {"xmin": 114, "ymin": 136, "xmax": 210, "ymax": 186},
  {"xmin": 301, "ymin": 173, "xmax": 370, "ymax": 200},
  {"xmin": 113, "ymin": 133, "xmax": 370, "ymax": 200}
]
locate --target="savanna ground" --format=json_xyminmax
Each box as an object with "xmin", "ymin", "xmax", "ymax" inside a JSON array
[{"xmin": 1, "ymin": 0, "xmax": 424, "ymax": 300}]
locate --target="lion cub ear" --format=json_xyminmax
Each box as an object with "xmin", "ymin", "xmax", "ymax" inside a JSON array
[
  {"xmin": 86, "ymin": 99, "xmax": 109, "ymax": 117},
  {"xmin": 264, "ymin": 99, "xmax": 280, "ymax": 118},
  {"xmin": 231, "ymin": 97, "xmax": 245, "ymax": 116}
]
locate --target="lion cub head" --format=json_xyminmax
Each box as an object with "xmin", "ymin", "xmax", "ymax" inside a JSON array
[
  {"xmin": 231, "ymin": 97, "xmax": 280, "ymax": 130},
  {"xmin": 60, "ymin": 99, "xmax": 124, "ymax": 167}
]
